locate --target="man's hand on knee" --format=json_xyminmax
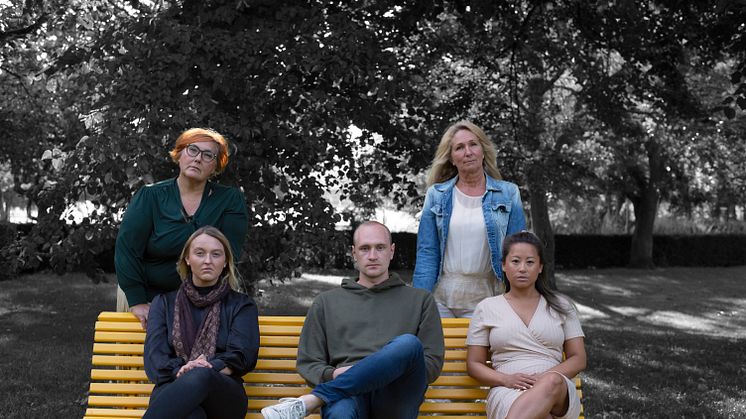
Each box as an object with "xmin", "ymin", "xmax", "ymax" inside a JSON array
[{"xmin": 332, "ymin": 365, "xmax": 352, "ymax": 379}]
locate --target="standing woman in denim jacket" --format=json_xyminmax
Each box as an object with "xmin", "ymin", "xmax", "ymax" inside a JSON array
[{"xmin": 413, "ymin": 121, "xmax": 526, "ymax": 318}]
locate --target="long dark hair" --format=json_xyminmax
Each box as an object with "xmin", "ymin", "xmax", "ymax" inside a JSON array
[{"xmin": 502, "ymin": 231, "xmax": 571, "ymax": 316}]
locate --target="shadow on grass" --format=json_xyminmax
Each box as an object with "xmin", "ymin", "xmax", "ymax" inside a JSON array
[
  {"xmin": 581, "ymin": 327, "xmax": 745, "ymax": 418},
  {"xmin": 255, "ymin": 277, "xmax": 339, "ymax": 315},
  {"xmin": 0, "ymin": 272, "xmax": 117, "ymax": 419},
  {"xmin": 556, "ymin": 267, "xmax": 746, "ymax": 418}
]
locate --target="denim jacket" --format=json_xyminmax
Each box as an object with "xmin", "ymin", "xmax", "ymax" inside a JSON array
[{"xmin": 412, "ymin": 174, "xmax": 526, "ymax": 292}]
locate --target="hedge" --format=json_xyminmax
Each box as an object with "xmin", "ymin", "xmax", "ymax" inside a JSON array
[
  {"xmin": 554, "ymin": 234, "xmax": 746, "ymax": 269},
  {"xmin": 3, "ymin": 223, "xmax": 745, "ymax": 279},
  {"xmin": 306, "ymin": 232, "xmax": 746, "ymax": 270},
  {"xmin": 0, "ymin": 221, "xmax": 19, "ymax": 281}
]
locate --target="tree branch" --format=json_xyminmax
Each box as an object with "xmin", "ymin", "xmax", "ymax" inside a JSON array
[
  {"xmin": 555, "ymin": 84, "xmax": 581, "ymax": 95},
  {"xmin": 500, "ymin": 2, "xmax": 543, "ymax": 57},
  {"xmin": 0, "ymin": 66, "xmax": 33, "ymax": 98},
  {"xmin": 0, "ymin": 10, "xmax": 50, "ymax": 46}
]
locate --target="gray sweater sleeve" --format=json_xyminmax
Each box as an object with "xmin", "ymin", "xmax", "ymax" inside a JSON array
[
  {"xmin": 418, "ymin": 293, "xmax": 446, "ymax": 383},
  {"xmin": 296, "ymin": 298, "xmax": 335, "ymax": 386}
]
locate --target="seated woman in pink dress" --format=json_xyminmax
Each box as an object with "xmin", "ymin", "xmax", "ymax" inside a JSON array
[{"xmin": 466, "ymin": 231, "xmax": 586, "ymax": 419}]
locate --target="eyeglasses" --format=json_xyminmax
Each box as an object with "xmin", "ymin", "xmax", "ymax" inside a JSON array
[{"xmin": 184, "ymin": 144, "xmax": 217, "ymax": 162}]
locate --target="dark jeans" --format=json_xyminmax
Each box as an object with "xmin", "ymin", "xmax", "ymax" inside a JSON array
[
  {"xmin": 143, "ymin": 367, "xmax": 247, "ymax": 419},
  {"xmin": 311, "ymin": 334, "xmax": 428, "ymax": 419}
]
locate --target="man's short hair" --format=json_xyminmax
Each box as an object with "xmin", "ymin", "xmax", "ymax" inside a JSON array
[{"xmin": 352, "ymin": 221, "xmax": 393, "ymax": 246}]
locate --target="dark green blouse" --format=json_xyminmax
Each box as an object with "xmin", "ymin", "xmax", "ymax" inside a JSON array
[{"xmin": 114, "ymin": 178, "xmax": 248, "ymax": 306}]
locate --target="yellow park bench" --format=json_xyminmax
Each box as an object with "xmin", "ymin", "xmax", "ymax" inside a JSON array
[{"xmin": 84, "ymin": 312, "xmax": 584, "ymax": 419}]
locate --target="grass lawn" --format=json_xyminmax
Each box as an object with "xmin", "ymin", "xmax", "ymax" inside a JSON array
[{"xmin": 0, "ymin": 267, "xmax": 744, "ymax": 418}]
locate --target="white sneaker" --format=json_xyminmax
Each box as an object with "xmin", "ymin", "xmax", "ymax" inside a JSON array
[{"xmin": 261, "ymin": 397, "xmax": 307, "ymax": 419}]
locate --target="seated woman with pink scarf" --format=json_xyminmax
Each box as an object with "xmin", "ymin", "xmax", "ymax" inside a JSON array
[{"xmin": 142, "ymin": 226, "xmax": 259, "ymax": 419}]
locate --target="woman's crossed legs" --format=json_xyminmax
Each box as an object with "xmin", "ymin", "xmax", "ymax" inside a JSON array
[{"xmin": 505, "ymin": 371, "xmax": 571, "ymax": 419}]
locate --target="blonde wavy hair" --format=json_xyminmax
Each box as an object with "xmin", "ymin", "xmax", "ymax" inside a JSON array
[
  {"xmin": 425, "ymin": 120, "xmax": 502, "ymax": 187},
  {"xmin": 177, "ymin": 226, "xmax": 241, "ymax": 291}
]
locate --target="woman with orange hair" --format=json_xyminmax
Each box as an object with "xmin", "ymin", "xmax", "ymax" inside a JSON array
[{"xmin": 115, "ymin": 128, "xmax": 248, "ymax": 329}]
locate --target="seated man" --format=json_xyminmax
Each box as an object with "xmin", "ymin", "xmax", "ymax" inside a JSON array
[{"xmin": 262, "ymin": 221, "xmax": 445, "ymax": 419}]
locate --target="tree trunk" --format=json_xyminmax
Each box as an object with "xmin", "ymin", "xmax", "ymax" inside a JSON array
[
  {"xmin": 523, "ymin": 77, "xmax": 557, "ymax": 287},
  {"xmin": 527, "ymin": 174, "xmax": 556, "ymax": 288},
  {"xmin": 0, "ymin": 190, "xmax": 7, "ymax": 222},
  {"xmin": 629, "ymin": 188, "xmax": 658, "ymax": 268},
  {"xmin": 628, "ymin": 141, "xmax": 662, "ymax": 269}
]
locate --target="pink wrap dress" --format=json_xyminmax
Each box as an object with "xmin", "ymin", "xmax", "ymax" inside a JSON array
[{"xmin": 467, "ymin": 295, "xmax": 584, "ymax": 419}]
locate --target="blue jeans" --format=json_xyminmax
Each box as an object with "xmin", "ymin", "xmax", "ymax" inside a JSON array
[
  {"xmin": 311, "ymin": 334, "xmax": 428, "ymax": 419},
  {"xmin": 143, "ymin": 368, "xmax": 247, "ymax": 419}
]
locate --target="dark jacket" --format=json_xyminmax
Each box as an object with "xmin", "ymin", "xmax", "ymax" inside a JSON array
[{"xmin": 144, "ymin": 288, "xmax": 259, "ymax": 385}]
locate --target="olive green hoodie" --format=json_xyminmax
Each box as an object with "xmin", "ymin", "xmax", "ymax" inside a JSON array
[{"xmin": 296, "ymin": 274, "xmax": 445, "ymax": 386}]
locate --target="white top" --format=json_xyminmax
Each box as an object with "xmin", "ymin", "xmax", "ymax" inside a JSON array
[{"xmin": 434, "ymin": 186, "xmax": 497, "ymax": 309}]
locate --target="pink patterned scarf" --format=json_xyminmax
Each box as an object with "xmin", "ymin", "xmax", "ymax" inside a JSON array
[{"xmin": 172, "ymin": 275, "xmax": 230, "ymax": 361}]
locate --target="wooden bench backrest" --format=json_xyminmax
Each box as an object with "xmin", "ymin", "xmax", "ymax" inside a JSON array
[{"xmin": 85, "ymin": 312, "xmax": 583, "ymax": 419}]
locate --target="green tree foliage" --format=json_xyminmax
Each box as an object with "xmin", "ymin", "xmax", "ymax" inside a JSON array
[
  {"xmin": 0, "ymin": 0, "xmax": 116, "ymax": 275},
  {"xmin": 2, "ymin": 0, "xmax": 438, "ymax": 283},
  {"xmin": 382, "ymin": 2, "xmax": 654, "ymax": 277},
  {"xmin": 1, "ymin": 0, "xmax": 744, "ymax": 283},
  {"xmin": 706, "ymin": 0, "xmax": 746, "ymax": 118},
  {"xmin": 379, "ymin": 1, "xmax": 743, "ymax": 271},
  {"xmin": 569, "ymin": 1, "xmax": 740, "ymax": 267}
]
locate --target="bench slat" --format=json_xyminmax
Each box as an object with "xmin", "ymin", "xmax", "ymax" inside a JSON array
[
  {"xmin": 93, "ymin": 343, "xmax": 144, "ymax": 355},
  {"xmin": 89, "ymin": 382, "xmax": 546, "ymax": 403},
  {"xmin": 87, "ymin": 395, "xmax": 149, "ymax": 408},
  {"xmin": 97, "ymin": 312, "xmax": 142, "ymax": 322},
  {"xmin": 86, "ymin": 409, "xmax": 324, "ymax": 419},
  {"xmin": 444, "ymin": 337, "xmax": 468, "ymax": 347},
  {"xmin": 257, "ymin": 316, "xmax": 306, "ymax": 325},
  {"xmin": 257, "ymin": 347, "xmax": 297, "ymax": 358},
  {"xmin": 441, "ymin": 362, "xmax": 466, "ymax": 373},
  {"xmin": 92, "ymin": 356, "xmax": 302, "ymax": 371},
  {"xmin": 244, "ymin": 372, "xmax": 306, "ymax": 384},
  {"xmin": 417, "ymin": 417, "xmax": 485, "ymax": 419},
  {"xmin": 92, "ymin": 355, "xmax": 143, "ymax": 368},
  {"xmin": 245, "ymin": 386, "xmax": 309, "ymax": 397},
  {"xmin": 419, "ymin": 402, "xmax": 487, "ymax": 414},
  {"xmin": 94, "ymin": 331, "xmax": 146, "ymax": 343},
  {"xmin": 96, "ymin": 322, "xmax": 145, "ymax": 332},
  {"xmin": 425, "ymin": 388, "xmax": 489, "ymax": 399},
  {"xmin": 258, "ymin": 336, "xmax": 300, "ymax": 346},
  {"xmin": 92, "ymin": 344, "xmax": 472, "ymax": 362},
  {"xmin": 85, "ymin": 417, "xmax": 141, "ymax": 419},
  {"xmin": 84, "ymin": 411, "xmax": 143, "ymax": 418},
  {"xmin": 91, "ymin": 369, "xmax": 148, "ymax": 381},
  {"xmin": 89, "ymin": 383, "xmax": 153, "ymax": 394}
]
